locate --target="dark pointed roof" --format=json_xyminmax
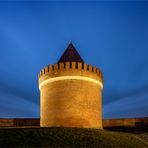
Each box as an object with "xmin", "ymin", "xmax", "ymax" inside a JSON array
[{"xmin": 57, "ymin": 43, "xmax": 84, "ymax": 63}]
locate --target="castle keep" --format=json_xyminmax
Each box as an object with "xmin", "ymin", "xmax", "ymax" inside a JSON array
[{"xmin": 38, "ymin": 43, "xmax": 103, "ymax": 128}]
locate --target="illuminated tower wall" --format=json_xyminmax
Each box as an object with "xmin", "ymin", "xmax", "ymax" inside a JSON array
[{"xmin": 38, "ymin": 43, "xmax": 103, "ymax": 128}]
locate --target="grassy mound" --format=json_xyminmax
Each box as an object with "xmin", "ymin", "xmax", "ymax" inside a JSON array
[{"xmin": 0, "ymin": 127, "xmax": 147, "ymax": 147}]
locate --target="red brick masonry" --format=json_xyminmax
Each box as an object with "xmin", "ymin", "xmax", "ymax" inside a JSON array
[{"xmin": 0, "ymin": 117, "xmax": 147, "ymax": 128}]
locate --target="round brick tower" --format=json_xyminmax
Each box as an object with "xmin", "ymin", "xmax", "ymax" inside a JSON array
[{"xmin": 38, "ymin": 43, "xmax": 103, "ymax": 128}]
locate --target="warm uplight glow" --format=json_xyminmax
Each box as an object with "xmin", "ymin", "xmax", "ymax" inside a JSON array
[{"xmin": 39, "ymin": 76, "xmax": 103, "ymax": 90}]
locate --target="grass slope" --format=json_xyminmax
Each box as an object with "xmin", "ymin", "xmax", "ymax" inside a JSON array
[{"xmin": 0, "ymin": 127, "xmax": 147, "ymax": 147}]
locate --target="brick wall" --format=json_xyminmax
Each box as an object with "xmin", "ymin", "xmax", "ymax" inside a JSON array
[
  {"xmin": 103, "ymin": 117, "xmax": 148, "ymax": 128},
  {"xmin": 39, "ymin": 62, "xmax": 103, "ymax": 128}
]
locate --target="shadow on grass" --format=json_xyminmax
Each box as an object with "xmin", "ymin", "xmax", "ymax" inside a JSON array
[
  {"xmin": 0, "ymin": 127, "xmax": 147, "ymax": 147},
  {"xmin": 104, "ymin": 126, "xmax": 148, "ymax": 133}
]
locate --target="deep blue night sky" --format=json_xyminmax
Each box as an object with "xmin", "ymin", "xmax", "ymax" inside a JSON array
[{"xmin": 0, "ymin": 1, "xmax": 148, "ymax": 119}]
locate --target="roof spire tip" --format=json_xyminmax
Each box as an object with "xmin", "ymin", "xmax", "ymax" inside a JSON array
[
  {"xmin": 57, "ymin": 41, "xmax": 84, "ymax": 63},
  {"xmin": 69, "ymin": 40, "xmax": 72, "ymax": 44}
]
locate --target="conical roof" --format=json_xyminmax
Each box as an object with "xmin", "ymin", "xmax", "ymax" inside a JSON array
[{"xmin": 57, "ymin": 43, "xmax": 84, "ymax": 63}]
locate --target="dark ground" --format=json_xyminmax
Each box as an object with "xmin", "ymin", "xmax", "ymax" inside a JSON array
[{"xmin": 0, "ymin": 127, "xmax": 147, "ymax": 147}]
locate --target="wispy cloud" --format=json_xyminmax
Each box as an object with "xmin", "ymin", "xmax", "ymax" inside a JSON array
[
  {"xmin": 103, "ymin": 87, "xmax": 148, "ymax": 119},
  {"xmin": 0, "ymin": 90, "xmax": 39, "ymax": 118}
]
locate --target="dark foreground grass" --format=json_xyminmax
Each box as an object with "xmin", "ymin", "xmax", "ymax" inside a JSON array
[{"xmin": 0, "ymin": 127, "xmax": 147, "ymax": 147}]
